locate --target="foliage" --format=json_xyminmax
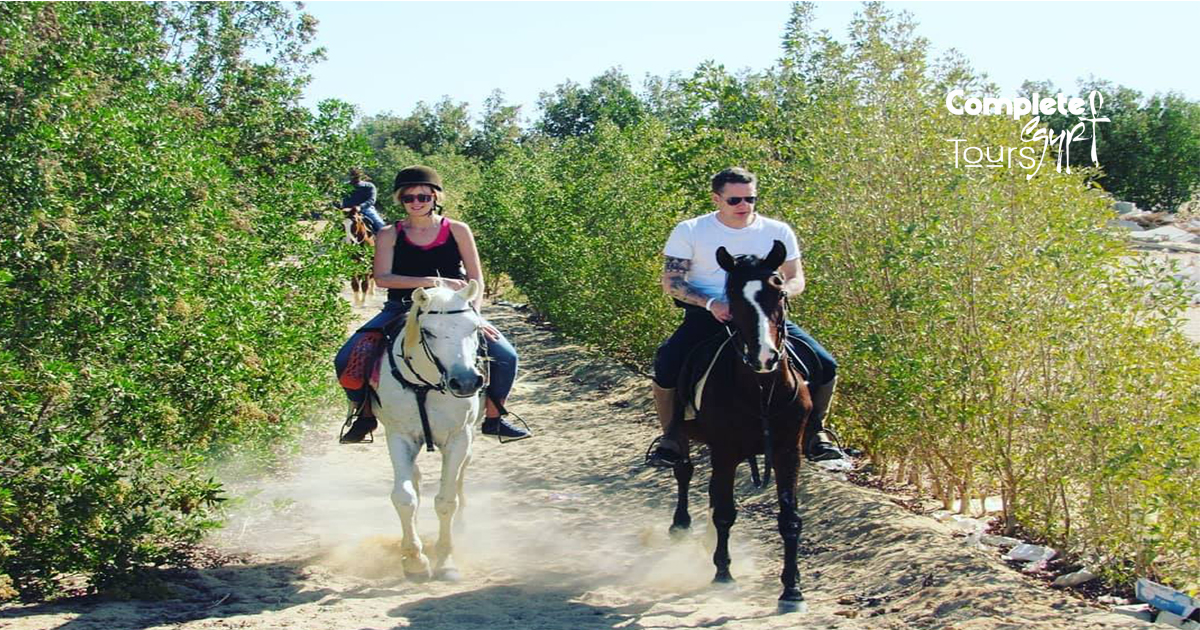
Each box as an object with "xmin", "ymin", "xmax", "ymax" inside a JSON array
[
  {"xmin": 470, "ymin": 1, "xmax": 1200, "ymax": 589},
  {"xmin": 0, "ymin": 2, "xmax": 363, "ymax": 598},
  {"xmin": 536, "ymin": 68, "xmax": 647, "ymax": 139},
  {"xmin": 1022, "ymin": 78, "xmax": 1200, "ymax": 212}
]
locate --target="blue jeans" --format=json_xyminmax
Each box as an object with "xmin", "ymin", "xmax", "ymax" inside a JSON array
[
  {"xmin": 653, "ymin": 306, "xmax": 836, "ymax": 389},
  {"xmin": 358, "ymin": 201, "xmax": 387, "ymax": 233},
  {"xmin": 334, "ymin": 301, "xmax": 518, "ymax": 408}
]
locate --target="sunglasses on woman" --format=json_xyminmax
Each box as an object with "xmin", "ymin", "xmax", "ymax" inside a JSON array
[
  {"xmin": 401, "ymin": 194, "xmax": 435, "ymax": 204},
  {"xmin": 723, "ymin": 195, "xmax": 757, "ymax": 206}
]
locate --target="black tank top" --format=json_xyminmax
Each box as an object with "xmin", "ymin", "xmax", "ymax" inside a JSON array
[{"xmin": 388, "ymin": 218, "xmax": 466, "ymax": 303}]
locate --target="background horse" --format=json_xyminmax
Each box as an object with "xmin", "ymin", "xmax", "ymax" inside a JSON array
[
  {"xmin": 373, "ymin": 281, "xmax": 485, "ymax": 581},
  {"xmin": 668, "ymin": 240, "xmax": 813, "ymax": 613},
  {"xmin": 342, "ymin": 205, "xmax": 375, "ymax": 306}
]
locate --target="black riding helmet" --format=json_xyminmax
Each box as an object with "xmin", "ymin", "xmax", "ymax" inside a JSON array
[{"xmin": 393, "ymin": 165, "xmax": 443, "ymax": 193}]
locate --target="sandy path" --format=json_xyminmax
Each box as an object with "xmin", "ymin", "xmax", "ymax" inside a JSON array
[{"xmin": 1, "ymin": 289, "xmax": 1157, "ymax": 630}]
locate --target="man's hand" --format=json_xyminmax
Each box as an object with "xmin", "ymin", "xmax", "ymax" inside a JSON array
[
  {"xmin": 481, "ymin": 322, "xmax": 501, "ymax": 341},
  {"xmin": 709, "ymin": 300, "xmax": 732, "ymax": 322}
]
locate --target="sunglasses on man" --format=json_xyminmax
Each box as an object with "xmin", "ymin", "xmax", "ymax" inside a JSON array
[
  {"xmin": 400, "ymin": 193, "xmax": 435, "ymax": 204},
  {"xmin": 723, "ymin": 196, "xmax": 757, "ymax": 206}
]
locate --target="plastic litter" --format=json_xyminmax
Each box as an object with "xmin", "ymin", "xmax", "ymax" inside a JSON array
[
  {"xmin": 1052, "ymin": 569, "xmax": 1096, "ymax": 588},
  {"xmin": 1110, "ymin": 604, "xmax": 1153, "ymax": 622},
  {"xmin": 1136, "ymin": 578, "xmax": 1199, "ymax": 619},
  {"xmin": 980, "ymin": 534, "xmax": 1021, "ymax": 549},
  {"xmin": 1002, "ymin": 543, "xmax": 1056, "ymax": 564}
]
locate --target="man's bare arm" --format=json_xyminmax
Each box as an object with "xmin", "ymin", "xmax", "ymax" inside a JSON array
[{"xmin": 661, "ymin": 256, "xmax": 714, "ymax": 307}]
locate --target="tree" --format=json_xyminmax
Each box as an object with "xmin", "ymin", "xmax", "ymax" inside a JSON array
[
  {"xmin": 536, "ymin": 68, "xmax": 646, "ymax": 138},
  {"xmin": 1021, "ymin": 78, "xmax": 1200, "ymax": 211},
  {"xmin": 464, "ymin": 90, "xmax": 523, "ymax": 163}
]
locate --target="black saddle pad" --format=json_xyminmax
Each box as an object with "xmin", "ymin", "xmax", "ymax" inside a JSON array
[{"xmin": 678, "ymin": 332, "xmax": 734, "ymax": 413}]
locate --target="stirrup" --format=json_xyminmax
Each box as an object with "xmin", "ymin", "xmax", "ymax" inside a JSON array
[
  {"xmin": 339, "ymin": 401, "xmax": 375, "ymax": 444},
  {"xmin": 482, "ymin": 412, "xmax": 533, "ymax": 443},
  {"xmin": 807, "ymin": 429, "xmax": 854, "ymax": 461},
  {"xmin": 644, "ymin": 436, "xmax": 686, "ymax": 469}
]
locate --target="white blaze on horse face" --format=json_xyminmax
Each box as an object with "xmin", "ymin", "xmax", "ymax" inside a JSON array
[
  {"xmin": 342, "ymin": 217, "xmax": 356, "ymax": 245},
  {"xmin": 742, "ymin": 280, "xmax": 777, "ymax": 370}
]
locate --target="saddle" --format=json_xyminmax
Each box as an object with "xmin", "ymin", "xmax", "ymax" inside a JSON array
[
  {"xmin": 338, "ymin": 312, "xmax": 409, "ymax": 391},
  {"xmin": 676, "ymin": 331, "xmax": 819, "ymax": 422}
]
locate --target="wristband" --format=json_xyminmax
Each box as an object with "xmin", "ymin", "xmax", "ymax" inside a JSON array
[{"xmin": 705, "ymin": 297, "xmax": 716, "ymax": 311}]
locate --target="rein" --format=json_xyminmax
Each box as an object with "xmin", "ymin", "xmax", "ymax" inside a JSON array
[{"xmin": 384, "ymin": 305, "xmax": 483, "ymax": 452}]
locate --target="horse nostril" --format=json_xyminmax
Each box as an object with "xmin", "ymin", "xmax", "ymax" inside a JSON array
[{"xmin": 448, "ymin": 377, "xmax": 461, "ymax": 390}]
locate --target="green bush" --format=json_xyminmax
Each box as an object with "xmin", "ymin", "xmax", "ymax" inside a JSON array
[{"xmin": 0, "ymin": 2, "xmax": 364, "ymax": 597}]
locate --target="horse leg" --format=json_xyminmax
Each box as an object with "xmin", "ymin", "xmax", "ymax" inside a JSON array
[
  {"xmin": 454, "ymin": 452, "xmax": 471, "ymax": 534},
  {"xmin": 433, "ymin": 430, "xmax": 470, "ymax": 581},
  {"xmin": 709, "ymin": 453, "xmax": 739, "ymax": 585},
  {"xmin": 385, "ymin": 433, "xmax": 432, "ymax": 580},
  {"xmin": 669, "ymin": 460, "xmax": 694, "ymax": 539},
  {"xmin": 774, "ymin": 443, "xmax": 807, "ymax": 613}
]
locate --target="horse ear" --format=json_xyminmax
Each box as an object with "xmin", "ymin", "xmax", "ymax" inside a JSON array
[
  {"xmin": 716, "ymin": 247, "xmax": 735, "ymax": 272},
  {"xmin": 412, "ymin": 287, "xmax": 430, "ymax": 307},
  {"xmin": 459, "ymin": 279, "xmax": 481, "ymax": 303},
  {"xmin": 763, "ymin": 239, "xmax": 786, "ymax": 270}
]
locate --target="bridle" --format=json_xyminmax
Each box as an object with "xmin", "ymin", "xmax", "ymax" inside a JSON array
[
  {"xmin": 727, "ymin": 272, "xmax": 789, "ymax": 372},
  {"xmin": 388, "ymin": 306, "xmax": 483, "ymax": 397},
  {"xmin": 343, "ymin": 206, "xmax": 375, "ymax": 246},
  {"xmin": 725, "ymin": 271, "xmax": 800, "ymax": 488}
]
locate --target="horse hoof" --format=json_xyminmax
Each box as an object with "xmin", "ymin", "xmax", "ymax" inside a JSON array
[
  {"xmin": 711, "ymin": 574, "xmax": 737, "ymax": 589},
  {"xmin": 405, "ymin": 570, "xmax": 433, "ymax": 583},
  {"xmin": 436, "ymin": 567, "xmax": 462, "ymax": 582},
  {"xmin": 403, "ymin": 558, "xmax": 433, "ymax": 582},
  {"xmin": 668, "ymin": 524, "xmax": 691, "ymax": 540},
  {"xmin": 777, "ymin": 599, "xmax": 808, "ymax": 614}
]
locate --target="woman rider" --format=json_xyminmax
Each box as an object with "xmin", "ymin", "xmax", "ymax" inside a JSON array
[{"xmin": 334, "ymin": 165, "xmax": 531, "ymax": 443}]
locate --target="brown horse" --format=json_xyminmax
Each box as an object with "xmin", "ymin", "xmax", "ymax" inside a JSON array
[
  {"xmin": 342, "ymin": 205, "xmax": 376, "ymax": 306},
  {"xmin": 667, "ymin": 239, "xmax": 812, "ymax": 614}
]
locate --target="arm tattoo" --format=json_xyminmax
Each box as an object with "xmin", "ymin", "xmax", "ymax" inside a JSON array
[{"xmin": 662, "ymin": 256, "xmax": 712, "ymax": 307}]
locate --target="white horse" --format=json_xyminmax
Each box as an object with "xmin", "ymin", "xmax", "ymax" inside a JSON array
[{"xmin": 373, "ymin": 280, "xmax": 485, "ymax": 581}]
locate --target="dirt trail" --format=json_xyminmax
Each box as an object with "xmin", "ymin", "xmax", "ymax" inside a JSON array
[{"xmin": 2, "ymin": 289, "xmax": 1157, "ymax": 630}]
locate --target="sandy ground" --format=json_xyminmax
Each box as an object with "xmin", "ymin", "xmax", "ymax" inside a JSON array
[{"xmin": 0, "ymin": 287, "xmax": 1165, "ymax": 630}]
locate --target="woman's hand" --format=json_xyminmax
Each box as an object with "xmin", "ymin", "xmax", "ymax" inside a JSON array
[
  {"xmin": 434, "ymin": 277, "xmax": 469, "ymax": 291},
  {"xmin": 481, "ymin": 322, "xmax": 501, "ymax": 341}
]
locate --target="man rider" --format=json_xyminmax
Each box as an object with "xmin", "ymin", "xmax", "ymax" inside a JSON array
[{"xmin": 646, "ymin": 167, "xmax": 846, "ymax": 468}]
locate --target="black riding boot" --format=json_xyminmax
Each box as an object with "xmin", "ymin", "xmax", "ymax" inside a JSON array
[
  {"xmin": 647, "ymin": 384, "xmax": 686, "ymax": 468},
  {"xmin": 805, "ymin": 377, "xmax": 847, "ymax": 461},
  {"xmin": 341, "ymin": 415, "xmax": 377, "ymax": 444}
]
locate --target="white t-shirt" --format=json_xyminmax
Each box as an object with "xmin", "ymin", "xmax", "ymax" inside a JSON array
[{"xmin": 663, "ymin": 212, "xmax": 801, "ymax": 299}]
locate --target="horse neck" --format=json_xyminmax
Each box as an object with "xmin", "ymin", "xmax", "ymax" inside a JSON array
[{"xmin": 730, "ymin": 346, "xmax": 797, "ymax": 400}]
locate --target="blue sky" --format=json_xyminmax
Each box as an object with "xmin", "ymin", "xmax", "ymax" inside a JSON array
[{"xmin": 299, "ymin": 1, "xmax": 1200, "ymax": 124}]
